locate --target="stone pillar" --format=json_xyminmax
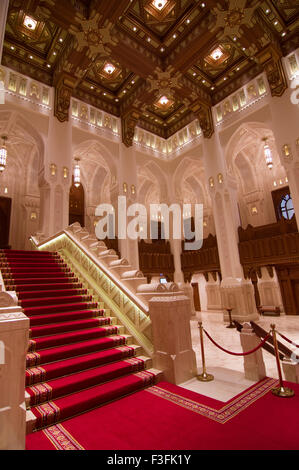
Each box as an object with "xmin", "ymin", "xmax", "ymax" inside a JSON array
[
  {"xmin": 117, "ymin": 144, "xmax": 139, "ymax": 269},
  {"xmin": 0, "ymin": 0, "xmax": 9, "ymax": 64},
  {"xmin": 169, "ymin": 238, "xmax": 184, "ymax": 283},
  {"xmin": 240, "ymin": 323, "xmax": 266, "ymax": 381},
  {"xmin": 205, "ymin": 272, "xmax": 222, "ymax": 311},
  {"xmin": 202, "ymin": 135, "xmax": 258, "ymax": 322},
  {"xmin": 269, "ymin": 78, "xmax": 299, "ymax": 224},
  {"xmin": 258, "ymin": 267, "xmax": 284, "ymax": 314},
  {"xmin": 0, "ymin": 291, "xmax": 29, "ymax": 450},
  {"xmin": 149, "ymin": 292, "xmax": 197, "ymax": 384},
  {"xmin": 39, "ymin": 100, "xmax": 72, "ymax": 237}
]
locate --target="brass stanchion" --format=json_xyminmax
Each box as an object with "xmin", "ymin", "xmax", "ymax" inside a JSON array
[
  {"xmin": 226, "ymin": 308, "xmax": 236, "ymax": 329},
  {"xmin": 197, "ymin": 321, "xmax": 214, "ymax": 382},
  {"xmin": 271, "ymin": 324, "xmax": 294, "ymax": 398}
]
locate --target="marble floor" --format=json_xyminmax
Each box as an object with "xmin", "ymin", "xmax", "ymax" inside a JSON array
[{"xmin": 180, "ymin": 311, "xmax": 299, "ymax": 402}]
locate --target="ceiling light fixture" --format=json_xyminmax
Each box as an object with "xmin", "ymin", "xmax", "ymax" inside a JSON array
[
  {"xmin": 210, "ymin": 47, "xmax": 224, "ymax": 61},
  {"xmin": 104, "ymin": 63, "xmax": 116, "ymax": 75},
  {"xmin": 262, "ymin": 137, "xmax": 273, "ymax": 170},
  {"xmin": 153, "ymin": 0, "xmax": 167, "ymax": 10},
  {"xmin": 74, "ymin": 158, "xmax": 81, "ymax": 187},
  {"xmin": 23, "ymin": 15, "xmax": 37, "ymax": 31}
]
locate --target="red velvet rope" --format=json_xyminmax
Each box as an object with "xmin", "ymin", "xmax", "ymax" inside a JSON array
[
  {"xmin": 203, "ymin": 329, "xmax": 271, "ymax": 356},
  {"xmin": 277, "ymin": 331, "xmax": 299, "ymax": 349}
]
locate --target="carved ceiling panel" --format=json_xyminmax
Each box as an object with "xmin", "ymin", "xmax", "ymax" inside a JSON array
[{"xmin": 2, "ymin": 0, "xmax": 299, "ymax": 143}]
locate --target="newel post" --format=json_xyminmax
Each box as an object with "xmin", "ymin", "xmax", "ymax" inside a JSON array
[
  {"xmin": 148, "ymin": 289, "xmax": 197, "ymax": 384},
  {"xmin": 0, "ymin": 290, "xmax": 29, "ymax": 450}
]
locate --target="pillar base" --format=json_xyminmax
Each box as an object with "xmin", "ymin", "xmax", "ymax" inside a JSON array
[{"xmin": 221, "ymin": 277, "xmax": 259, "ymax": 323}]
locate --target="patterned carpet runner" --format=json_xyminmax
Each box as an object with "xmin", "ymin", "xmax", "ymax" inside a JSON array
[{"xmin": 0, "ymin": 249, "xmax": 159, "ymax": 430}]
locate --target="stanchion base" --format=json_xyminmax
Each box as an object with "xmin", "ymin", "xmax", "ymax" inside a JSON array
[
  {"xmin": 197, "ymin": 373, "xmax": 214, "ymax": 382},
  {"xmin": 271, "ymin": 386, "xmax": 295, "ymax": 398},
  {"xmin": 226, "ymin": 323, "xmax": 236, "ymax": 329}
]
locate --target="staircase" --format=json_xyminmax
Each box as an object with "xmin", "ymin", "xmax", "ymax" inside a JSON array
[{"xmin": 0, "ymin": 249, "xmax": 161, "ymax": 432}]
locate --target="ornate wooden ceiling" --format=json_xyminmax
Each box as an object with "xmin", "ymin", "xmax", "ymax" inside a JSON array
[{"xmin": 2, "ymin": 0, "xmax": 299, "ymax": 145}]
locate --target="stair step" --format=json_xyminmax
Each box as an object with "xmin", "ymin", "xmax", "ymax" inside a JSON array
[
  {"xmin": 28, "ymin": 325, "xmax": 121, "ymax": 351},
  {"xmin": 26, "ymin": 335, "xmax": 131, "ymax": 367},
  {"xmin": 18, "ymin": 288, "xmax": 87, "ymax": 300},
  {"xmin": 30, "ymin": 316, "xmax": 112, "ymax": 338},
  {"xmin": 26, "ymin": 357, "xmax": 149, "ymax": 406},
  {"xmin": 13, "ymin": 282, "xmax": 83, "ymax": 292},
  {"xmin": 23, "ymin": 301, "xmax": 98, "ymax": 317},
  {"xmin": 26, "ymin": 345, "xmax": 141, "ymax": 385},
  {"xmin": 21, "ymin": 294, "xmax": 92, "ymax": 308},
  {"xmin": 28, "ymin": 309, "xmax": 104, "ymax": 327},
  {"xmin": 5, "ymin": 276, "xmax": 77, "ymax": 285},
  {"xmin": 30, "ymin": 370, "xmax": 160, "ymax": 429}
]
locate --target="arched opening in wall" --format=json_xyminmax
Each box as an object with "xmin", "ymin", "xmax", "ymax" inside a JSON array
[
  {"xmin": 69, "ymin": 177, "xmax": 85, "ymax": 227},
  {"xmin": 0, "ymin": 197, "xmax": 12, "ymax": 248}
]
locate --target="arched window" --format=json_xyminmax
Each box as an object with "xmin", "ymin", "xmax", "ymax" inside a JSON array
[{"xmin": 280, "ymin": 194, "xmax": 294, "ymax": 220}]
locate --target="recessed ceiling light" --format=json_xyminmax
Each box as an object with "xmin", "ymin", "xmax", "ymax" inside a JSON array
[
  {"xmin": 265, "ymin": 9, "xmax": 270, "ymax": 14},
  {"xmin": 223, "ymin": 77, "xmax": 227, "ymax": 80},
  {"xmin": 242, "ymin": 47, "xmax": 246, "ymax": 51},
  {"xmin": 186, "ymin": 19, "xmax": 190, "ymax": 24},
  {"xmin": 211, "ymin": 86, "xmax": 215, "ymax": 90},
  {"xmin": 233, "ymin": 37, "xmax": 237, "ymax": 41},
  {"xmin": 103, "ymin": 92, "xmax": 106, "ymax": 96},
  {"xmin": 53, "ymin": 51, "xmax": 57, "ymax": 56},
  {"xmin": 133, "ymin": 26, "xmax": 137, "ymax": 32},
  {"xmin": 90, "ymin": 86, "xmax": 94, "ymax": 89},
  {"xmin": 153, "ymin": 0, "xmax": 167, "ymax": 10},
  {"xmin": 104, "ymin": 63, "xmax": 116, "ymax": 75},
  {"xmin": 23, "ymin": 15, "xmax": 37, "ymax": 31},
  {"xmin": 123, "ymin": 90, "xmax": 127, "ymax": 94},
  {"xmin": 131, "ymin": 80, "xmax": 135, "ymax": 84},
  {"xmin": 29, "ymin": 55, "xmax": 33, "ymax": 59},
  {"xmin": 201, "ymin": 2, "xmax": 205, "ymax": 7},
  {"xmin": 10, "ymin": 46, "xmax": 15, "ymax": 50},
  {"xmin": 158, "ymin": 96, "xmax": 169, "ymax": 106},
  {"xmin": 59, "ymin": 38, "xmax": 63, "ymax": 43},
  {"xmin": 115, "ymin": 98, "xmax": 119, "ymax": 102},
  {"xmin": 147, "ymin": 37, "xmax": 151, "ymax": 42},
  {"xmin": 210, "ymin": 47, "xmax": 223, "ymax": 61},
  {"xmin": 173, "ymin": 34, "xmax": 177, "ymax": 39},
  {"xmin": 236, "ymin": 67, "xmax": 240, "ymax": 71},
  {"xmin": 193, "ymin": 72, "xmax": 196, "ymax": 76},
  {"xmin": 202, "ymin": 79, "xmax": 206, "ymax": 83},
  {"xmin": 281, "ymin": 31, "xmax": 286, "ymax": 37},
  {"xmin": 274, "ymin": 20, "xmax": 278, "ymax": 25},
  {"xmin": 47, "ymin": 64, "xmax": 51, "ymax": 68},
  {"xmin": 160, "ymin": 47, "xmax": 165, "ymax": 52}
]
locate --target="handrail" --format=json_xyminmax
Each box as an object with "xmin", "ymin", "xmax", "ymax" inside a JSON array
[{"xmin": 30, "ymin": 229, "xmax": 149, "ymax": 316}]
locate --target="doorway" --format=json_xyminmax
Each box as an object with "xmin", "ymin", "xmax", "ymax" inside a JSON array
[
  {"xmin": 0, "ymin": 197, "xmax": 12, "ymax": 249},
  {"xmin": 191, "ymin": 282, "xmax": 201, "ymax": 311},
  {"xmin": 69, "ymin": 178, "xmax": 85, "ymax": 227}
]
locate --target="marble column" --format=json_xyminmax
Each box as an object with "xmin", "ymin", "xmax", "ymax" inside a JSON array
[
  {"xmin": 202, "ymin": 134, "xmax": 258, "ymax": 322},
  {"xmin": 269, "ymin": 79, "xmax": 299, "ymax": 224},
  {"xmin": 0, "ymin": 0, "xmax": 9, "ymax": 64},
  {"xmin": 116, "ymin": 144, "xmax": 139, "ymax": 269},
  {"xmin": 39, "ymin": 99, "xmax": 72, "ymax": 237}
]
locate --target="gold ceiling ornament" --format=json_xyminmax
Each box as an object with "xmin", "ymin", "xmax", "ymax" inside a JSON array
[
  {"xmin": 71, "ymin": 17, "xmax": 117, "ymax": 57},
  {"xmin": 211, "ymin": 0, "xmax": 257, "ymax": 37},
  {"xmin": 147, "ymin": 66, "xmax": 182, "ymax": 98}
]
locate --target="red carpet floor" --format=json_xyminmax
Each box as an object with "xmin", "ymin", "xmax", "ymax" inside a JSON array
[
  {"xmin": 26, "ymin": 378, "xmax": 299, "ymax": 450},
  {"xmin": 0, "ymin": 249, "xmax": 159, "ymax": 431}
]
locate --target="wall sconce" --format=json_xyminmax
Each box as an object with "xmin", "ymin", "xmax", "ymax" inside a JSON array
[
  {"xmin": 63, "ymin": 167, "xmax": 69, "ymax": 179},
  {"xmin": 0, "ymin": 135, "xmax": 8, "ymax": 173},
  {"xmin": 50, "ymin": 163, "xmax": 57, "ymax": 176},
  {"xmin": 251, "ymin": 206, "xmax": 258, "ymax": 215},
  {"xmin": 123, "ymin": 182, "xmax": 128, "ymax": 193},
  {"xmin": 209, "ymin": 177, "xmax": 214, "ymax": 188},
  {"xmin": 131, "ymin": 184, "xmax": 136, "ymax": 195},
  {"xmin": 217, "ymin": 173, "xmax": 223, "ymax": 184},
  {"xmin": 203, "ymin": 220, "xmax": 207, "ymax": 227},
  {"xmin": 30, "ymin": 211, "xmax": 37, "ymax": 220},
  {"xmin": 282, "ymin": 144, "xmax": 292, "ymax": 160},
  {"xmin": 4, "ymin": 187, "xmax": 8, "ymax": 194},
  {"xmin": 74, "ymin": 158, "xmax": 81, "ymax": 188}
]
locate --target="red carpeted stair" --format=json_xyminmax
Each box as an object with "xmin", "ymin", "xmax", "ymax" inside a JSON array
[{"xmin": 0, "ymin": 249, "xmax": 160, "ymax": 431}]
